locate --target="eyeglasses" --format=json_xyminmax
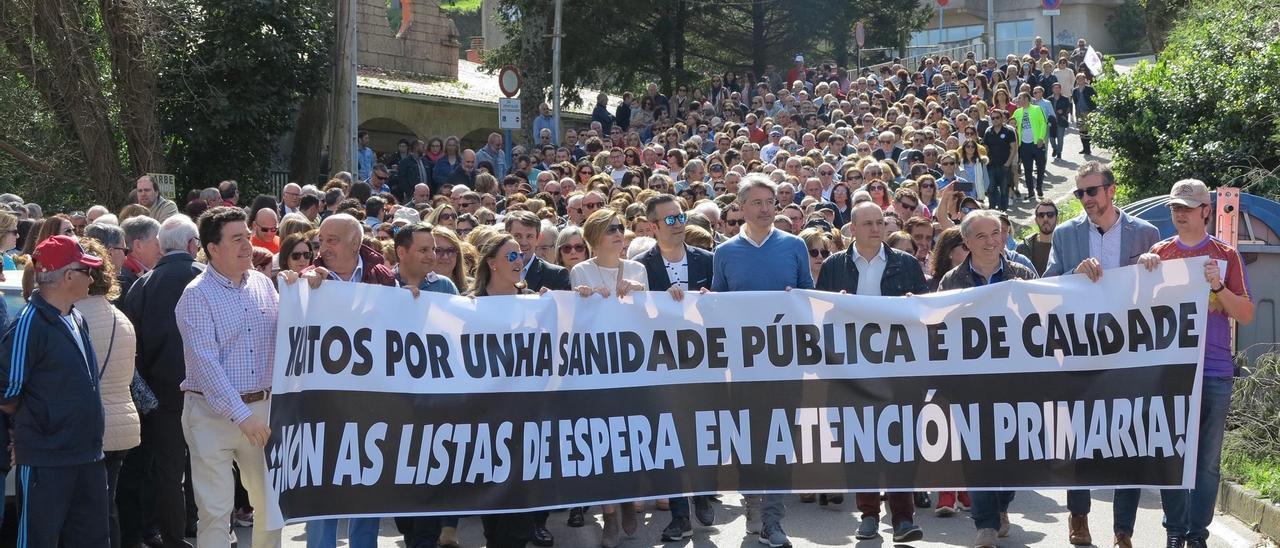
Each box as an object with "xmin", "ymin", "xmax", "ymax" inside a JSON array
[
  {"xmin": 290, "ymin": 251, "xmax": 314, "ymax": 261},
  {"xmin": 1036, "ymin": 211, "xmax": 1058, "ymax": 218},
  {"xmin": 605, "ymin": 223, "xmax": 626, "ymax": 234},
  {"xmin": 1073, "ymin": 183, "xmax": 1112, "ymax": 199},
  {"xmin": 940, "ymin": 161, "xmax": 956, "ymax": 166},
  {"xmin": 437, "ymin": 213, "xmax": 456, "ymax": 221},
  {"xmin": 808, "ymin": 248, "xmax": 832, "ymax": 259},
  {"xmin": 898, "ymin": 200, "xmax": 918, "ymax": 209},
  {"xmin": 506, "ymin": 250, "xmax": 525, "ymax": 263},
  {"xmin": 818, "ymin": 170, "xmax": 834, "ymax": 176},
  {"xmin": 559, "ymin": 243, "xmax": 587, "ymax": 254},
  {"xmin": 582, "ymin": 201, "xmax": 604, "ymax": 211},
  {"xmin": 436, "ymin": 247, "xmax": 458, "ymax": 258},
  {"xmin": 725, "ymin": 218, "xmax": 745, "ymax": 227}
]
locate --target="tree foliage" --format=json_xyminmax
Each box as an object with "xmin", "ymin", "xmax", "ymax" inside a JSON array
[
  {"xmin": 156, "ymin": 0, "xmax": 331, "ymax": 198},
  {"xmin": 1091, "ymin": 0, "xmax": 1280, "ymax": 199},
  {"xmin": 1105, "ymin": 0, "xmax": 1147, "ymax": 53}
]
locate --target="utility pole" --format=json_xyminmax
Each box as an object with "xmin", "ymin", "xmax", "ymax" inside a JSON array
[
  {"xmin": 330, "ymin": 0, "xmax": 358, "ymax": 176},
  {"xmin": 551, "ymin": 0, "xmax": 562, "ymax": 145}
]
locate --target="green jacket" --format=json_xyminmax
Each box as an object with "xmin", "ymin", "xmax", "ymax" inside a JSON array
[{"xmin": 1012, "ymin": 106, "xmax": 1048, "ymax": 145}]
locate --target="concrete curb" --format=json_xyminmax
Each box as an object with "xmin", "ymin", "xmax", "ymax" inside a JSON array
[{"xmin": 1218, "ymin": 480, "xmax": 1280, "ymax": 542}]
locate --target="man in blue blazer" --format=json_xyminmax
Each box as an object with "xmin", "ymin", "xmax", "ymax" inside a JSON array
[
  {"xmin": 1044, "ymin": 162, "xmax": 1160, "ymax": 548},
  {"xmin": 639, "ymin": 194, "xmax": 716, "ymax": 541}
]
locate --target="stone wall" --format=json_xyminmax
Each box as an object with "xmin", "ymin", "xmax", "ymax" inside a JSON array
[{"xmin": 357, "ymin": 0, "xmax": 460, "ymax": 78}]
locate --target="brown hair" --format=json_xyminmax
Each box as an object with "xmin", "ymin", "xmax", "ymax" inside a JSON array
[{"xmin": 79, "ymin": 237, "xmax": 120, "ymax": 301}]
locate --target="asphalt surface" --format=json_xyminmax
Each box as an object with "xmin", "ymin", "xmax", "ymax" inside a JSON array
[{"xmin": 251, "ymin": 488, "xmax": 1270, "ymax": 547}]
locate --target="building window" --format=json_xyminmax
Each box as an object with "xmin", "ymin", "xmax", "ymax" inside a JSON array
[
  {"xmin": 910, "ymin": 24, "xmax": 984, "ymax": 49},
  {"xmin": 996, "ymin": 20, "xmax": 1035, "ymax": 59}
]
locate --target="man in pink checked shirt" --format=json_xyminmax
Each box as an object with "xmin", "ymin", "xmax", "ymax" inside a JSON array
[{"xmin": 175, "ymin": 207, "xmax": 281, "ymax": 548}]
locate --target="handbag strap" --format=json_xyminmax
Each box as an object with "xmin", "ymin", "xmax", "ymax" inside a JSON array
[{"xmin": 99, "ymin": 313, "xmax": 117, "ymax": 381}]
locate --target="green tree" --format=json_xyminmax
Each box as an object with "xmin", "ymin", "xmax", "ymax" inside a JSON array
[
  {"xmin": 1092, "ymin": 0, "xmax": 1280, "ymax": 198},
  {"xmin": 1106, "ymin": 0, "xmax": 1147, "ymax": 53},
  {"xmin": 156, "ymin": 0, "xmax": 331, "ymax": 198}
]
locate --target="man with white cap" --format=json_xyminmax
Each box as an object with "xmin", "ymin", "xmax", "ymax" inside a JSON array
[
  {"xmin": 1, "ymin": 235, "xmax": 110, "ymax": 546},
  {"xmin": 1139, "ymin": 179, "xmax": 1254, "ymax": 548}
]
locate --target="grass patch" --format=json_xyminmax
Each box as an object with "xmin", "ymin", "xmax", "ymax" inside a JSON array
[
  {"xmin": 1222, "ymin": 352, "xmax": 1280, "ymax": 500},
  {"xmin": 1222, "ymin": 453, "xmax": 1280, "ymax": 500}
]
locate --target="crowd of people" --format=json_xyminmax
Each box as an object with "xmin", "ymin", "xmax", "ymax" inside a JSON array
[{"xmin": 0, "ymin": 38, "xmax": 1253, "ymax": 548}]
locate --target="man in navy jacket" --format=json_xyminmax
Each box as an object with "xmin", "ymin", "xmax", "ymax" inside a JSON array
[{"xmin": 1, "ymin": 235, "xmax": 109, "ymax": 546}]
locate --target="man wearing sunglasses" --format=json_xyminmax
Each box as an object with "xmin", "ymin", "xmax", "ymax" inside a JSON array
[
  {"xmin": 1043, "ymin": 162, "xmax": 1159, "ymax": 548},
  {"xmin": 248, "ymin": 207, "xmax": 281, "ymax": 254},
  {"xmin": 1016, "ymin": 200, "xmax": 1059, "ymax": 275},
  {"xmin": 815, "ymin": 201, "xmax": 927, "ymax": 543},
  {"xmin": 636, "ymin": 195, "xmax": 716, "ymax": 542},
  {"xmin": 2, "ymin": 235, "xmax": 108, "ymax": 547}
]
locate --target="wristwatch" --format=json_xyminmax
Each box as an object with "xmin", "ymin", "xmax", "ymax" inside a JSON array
[{"xmin": 1211, "ymin": 282, "xmax": 1225, "ymax": 293}]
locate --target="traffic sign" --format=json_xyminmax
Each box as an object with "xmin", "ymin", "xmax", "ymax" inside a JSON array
[
  {"xmin": 498, "ymin": 65, "xmax": 522, "ymax": 98},
  {"xmin": 1043, "ymin": 9, "xmax": 1060, "ymax": 15},
  {"xmin": 855, "ymin": 21, "xmax": 866, "ymax": 48},
  {"xmin": 937, "ymin": 0, "xmax": 949, "ymax": 7},
  {"xmin": 498, "ymin": 98, "xmax": 521, "ymax": 129},
  {"xmin": 1042, "ymin": 0, "xmax": 1061, "ymax": 8}
]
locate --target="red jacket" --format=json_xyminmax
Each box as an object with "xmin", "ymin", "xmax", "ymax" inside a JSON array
[{"xmin": 305, "ymin": 243, "xmax": 396, "ymax": 286}]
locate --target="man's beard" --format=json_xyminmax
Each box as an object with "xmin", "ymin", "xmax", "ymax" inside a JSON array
[{"xmin": 1039, "ymin": 224, "xmax": 1054, "ymax": 235}]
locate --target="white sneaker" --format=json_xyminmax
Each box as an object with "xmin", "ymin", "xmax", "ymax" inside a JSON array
[{"xmin": 974, "ymin": 528, "xmax": 999, "ymax": 547}]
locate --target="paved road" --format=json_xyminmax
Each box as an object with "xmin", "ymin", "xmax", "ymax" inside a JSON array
[{"xmin": 248, "ymin": 488, "xmax": 1270, "ymax": 547}]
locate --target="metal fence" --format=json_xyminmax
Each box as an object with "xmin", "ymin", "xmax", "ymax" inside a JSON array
[{"xmin": 863, "ymin": 37, "xmax": 988, "ymax": 75}]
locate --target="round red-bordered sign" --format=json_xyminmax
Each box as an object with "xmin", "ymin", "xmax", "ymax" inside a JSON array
[
  {"xmin": 938, "ymin": 0, "xmax": 950, "ymax": 7},
  {"xmin": 499, "ymin": 65, "xmax": 522, "ymax": 98}
]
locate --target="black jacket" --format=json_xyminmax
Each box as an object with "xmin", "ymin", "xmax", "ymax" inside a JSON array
[
  {"xmin": 395, "ymin": 154, "xmax": 432, "ymax": 199},
  {"xmin": 121, "ymin": 252, "xmax": 205, "ymax": 410},
  {"xmin": 815, "ymin": 242, "xmax": 927, "ymax": 297},
  {"xmin": 0, "ymin": 291, "xmax": 105, "ymax": 466},
  {"xmin": 524, "ymin": 256, "xmax": 570, "ymax": 292},
  {"xmin": 637, "ymin": 244, "xmax": 714, "ymax": 291}
]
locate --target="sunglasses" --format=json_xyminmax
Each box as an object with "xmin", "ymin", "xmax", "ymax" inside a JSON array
[
  {"xmin": 663, "ymin": 213, "xmax": 687, "ymax": 226},
  {"xmin": 1073, "ymin": 183, "xmax": 1112, "ymax": 199},
  {"xmin": 898, "ymin": 200, "xmax": 919, "ymax": 209},
  {"xmin": 582, "ymin": 202, "xmax": 604, "ymax": 211},
  {"xmin": 437, "ymin": 213, "xmax": 456, "ymax": 221},
  {"xmin": 579, "ymin": 170, "xmax": 593, "ymax": 175},
  {"xmin": 725, "ymin": 219, "xmax": 745, "ymax": 227},
  {"xmin": 1036, "ymin": 211, "xmax": 1058, "ymax": 218},
  {"xmin": 259, "ymin": 227, "xmax": 278, "ymax": 233},
  {"xmin": 436, "ymin": 247, "xmax": 458, "ymax": 257},
  {"xmin": 290, "ymin": 251, "xmax": 314, "ymax": 261},
  {"xmin": 808, "ymin": 248, "xmax": 832, "ymax": 259},
  {"xmin": 941, "ymin": 161, "xmax": 956, "ymax": 166},
  {"xmin": 868, "ymin": 185, "xmax": 886, "ymax": 192},
  {"xmin": 920, "ymin": 183, "xmax": 936, "ymax": 189},
  {"xmin": 506, "ymin": 250, "xmax": 525, "ymax": 263},
  {"xmin": 605, "ymin": 223, "xmax": 626, "ymax": 234},
  {"xmin": 559, "ymin": 243, "xmax": 587, "ymax": 254},
  {"xmin": 819, "ymin": 170, "xmax": 834, "ymax": 176}
]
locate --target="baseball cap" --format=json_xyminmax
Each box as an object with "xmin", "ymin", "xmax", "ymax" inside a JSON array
[
  {"xmin": 795, "ymin": 54, "xmax": 805, "ymax": 63},
  {"xmin": 392, "ymin": 207, "xmax": 421, "ymax": 225},
  {"xmin": 1169, "ymin": 179, "xmax": 1211, "ymax": 208},
  {"xmin": 769, "ymin": 129, "xmax": 783, "ymax": 137},
  {"xmin": 33, "ymin": 235, "xmax": 103, "ymax": 273},
  {"xmin": 815, "ymin": 202, "xmax": 839, "ymax": 214}
]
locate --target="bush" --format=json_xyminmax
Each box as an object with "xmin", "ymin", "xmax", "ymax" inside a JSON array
[
  {"xmin": 1222, "ymin": 352, "xmax": 1280, "ymax": 499},
  {"xmin": 1091, "ymin": 0, "xmax": 1280, "ymax": 200}
]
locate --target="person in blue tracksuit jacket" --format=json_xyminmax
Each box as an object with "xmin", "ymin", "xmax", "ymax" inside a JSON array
[{"xmin": 0, "ymin": 235, "xmax": 109, "ymax": 547}]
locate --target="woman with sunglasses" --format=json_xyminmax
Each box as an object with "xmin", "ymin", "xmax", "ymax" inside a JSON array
[
  {"xmin": 916, "ymin": 174, "xmax": 940, "ymax": 211},
  {"xmin": 576, "ymin": 161, "xmax": 596, "ymax": 186},
  {"xmin": 20, "ymin": 213, "xmax": 74, "ymax": 300},
  {"xmin": 863, "ymin": 180, "xmax": 892, "ymax": 211},
  {"xmin": 426, "ymin": 204, "xmax": 457, "ymax": 230},
  {"xmin": 554, "ymin": 226, "xmax": 589, "ymax": 272},
  {"xmin": 567, "ymin": 209, "xmax": 649, "ymax": 547},
  {"xmin": 277, "ymin": 231, "xmax": 315, "ymax": 275},
  {"xmin": 431, "ymin": 226, "xmax": 471, "ymax": 290},
  {"xmin": 956, "ymin": 139, "xmax": 990, "ymax": 204},
  {"xmin": 799, "ymin": 227, "xmax": 835, "ymax": 284}
]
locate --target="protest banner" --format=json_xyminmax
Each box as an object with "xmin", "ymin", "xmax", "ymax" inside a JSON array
[{"xmin": 264, "ymin": 258, "xmax": 1208, "ymax": 527}]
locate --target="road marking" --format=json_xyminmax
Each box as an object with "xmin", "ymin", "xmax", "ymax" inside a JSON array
[{"xmin": 1208, "ymin": 519, "xmax": 1255, "ymax": 547}]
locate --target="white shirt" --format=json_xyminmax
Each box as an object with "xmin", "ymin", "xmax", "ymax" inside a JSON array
[
  {"xmin": 61, "ymin": 314, "xmax": 90, "ymax": 372},
  {"xmin": 853, "ymin": 245, "xmax": 888, "ymax": 296},
  {"xmin": 742, "ymin": 226, "xmax": 776, "ymax": 249},
  {"xmin": 1088, "ymin": 212, "xmax": 1123, "ymax": 270},
  {"xmin": 569, "ymin": 258, "xmax": 649, "ymax": 291},
  {"xmin": 661, "ymin": 249, "xmax": 689, "ymax": 290}
]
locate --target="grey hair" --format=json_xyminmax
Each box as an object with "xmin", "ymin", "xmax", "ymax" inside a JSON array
[
  {"xmin": 539, "ymin": 220, "xmax": 559, "ymax": 241},
  {"xmin": 86, "ymin": 204, "xmax": 110, "ymax": 218},
  {"xmin": 95, "ymin": 213, "xmax": 119, "ymax": 226},
  {"xmin": 200, "ymin": 187, "xmax": 221, "ymax": 201},
  {"xmin": 120, "ymin": 215, "xmax": 161, "ymax": 250},
  {"xmin": 321, "ymin": 213, "xmax": 363, "ymax": 246},
  {"xmin": 736, "ymin": 174, "xmax": 778, "ymax": 205},
  {"xmin": 959, "ymin": 208, "xmax": 1002, "ymax": 238},
  {"xmin": 84, "ymin": 222, "xmax": 126, "ymax": 250},
  {"xmin": 35, "ymin": 264, "xmax": 75, "ymax": 285},
  {"xmin": 159, "ymin": 214, "xmax": 199, "ymax": 253},
  {"xmin": 24, "ymin": 203, "xmax": 42, "ymax": 219}
]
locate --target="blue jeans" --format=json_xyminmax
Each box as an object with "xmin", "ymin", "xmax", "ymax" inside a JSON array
[
  {"xmin": 305, "ymin": 517, "xmax": 381, "ymax": 548},
  {"xmin": 669, "ymin": 495, "xmax": 713, "ymax": 519},
  {"xmin": 986, "ymin": 164, "xmax": 1010, "ymax": 210},
  {"xmin": 1051, "ymin": 120, "xmax": 1066, "ymax": 157},
  {"xmin": 1162, "ymin": 376, "xmax": 1234, "ymax": 540},
  {"xmin": 1066, "ymin": 488, "xmax": 1141, "ymax": 535},
  {"xmin": 742, "ymin": 494, "xmax": 786, "ymax": 529},
  {"xmin": 970, "ymin": 491, "xmax": 1015, "ymax": 530}
]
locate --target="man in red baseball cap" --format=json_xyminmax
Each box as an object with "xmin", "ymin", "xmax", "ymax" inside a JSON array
[{"xmin": 1, "ymin": 234, "xmax": 110, "ymax": 546}]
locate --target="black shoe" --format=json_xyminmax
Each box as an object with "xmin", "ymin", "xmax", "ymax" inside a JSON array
[
  {"xmin": 914, "ymin": 492, "xmax": 932, "ymax": 508},
  {"xmin": 1185, "ymin": 539, "xmax": 1207, "ymax": 548},
  {"xmin": 1166, "ymin": 535, "xmax": 1186, "ymax": 548},
  {"xmin": 693, "ymin": 496, "xmax": 715, "ymax": 527},
  {"xmin": 661, "ymin": 517, "xmax": 693, "ymax": 542},
  {"xmin": 828, "ymin": 494, "xmax": 843, "ymax": 504},
  {"xmin": 531, "ymin": 524, "xmax": 554, "ymax": 546},
  {"xmin": 567, "ymin": 507, "xmax": 586, "ymax": 527}
]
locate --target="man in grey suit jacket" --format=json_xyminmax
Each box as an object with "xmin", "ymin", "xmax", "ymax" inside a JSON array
[{"xmin": 1043, "ymin": 162, "xmax": 1160, "ymax": 548}]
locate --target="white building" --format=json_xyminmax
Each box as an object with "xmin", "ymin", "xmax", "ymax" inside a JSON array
[{"xmin": 913, "ymin": 0, "xmax": 1129, "ymax": 59}]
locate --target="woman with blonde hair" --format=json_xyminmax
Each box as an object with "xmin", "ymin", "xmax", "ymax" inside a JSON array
[
  {"xmin": 956, "ymin": 138, "xmax": 989, "ymax": 204},
  {"xmin": 426, "ymin": 204, "xmax": 457, "ymax": 229},
  {"xmin": 77, "ymin": 237, "xmax": 141, "ymax": 548},
  {"xmin": 431, "ymin": 226, "xmax": 471, "ymax": 289}
]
